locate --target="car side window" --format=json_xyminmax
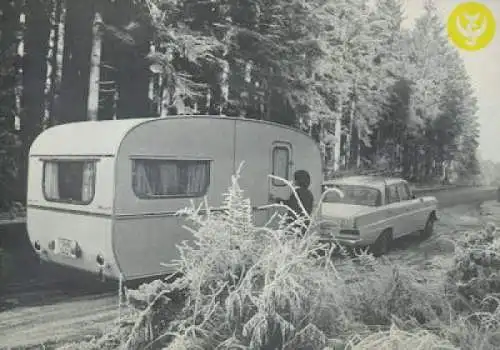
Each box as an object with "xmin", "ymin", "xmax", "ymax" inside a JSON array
[
  {"xmin": 398, "ymin": 183, "xmax": 410, "ymax": 201},
  {"xmin": 405, "ymin": 183, "xmax": 413, "ymax": 199},
  {"xmin": 386, "ymin": 185, "xmax": 400, "ymax": 204}
]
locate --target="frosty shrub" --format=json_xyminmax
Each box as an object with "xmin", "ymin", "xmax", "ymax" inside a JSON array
[
  {"xmin": 103, "ymin": 164, "xmax": 354, "ymax": 350},
  {"xmin": 446, "ymin": 223, "xmax": 500, "ymax": 312},
  {"xmin": 341, "ymin": 323, "xmax": 458, "ymax": 350}
]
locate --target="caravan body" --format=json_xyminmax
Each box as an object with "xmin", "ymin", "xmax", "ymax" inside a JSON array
[{"xmin": 27, "ymin": 116, "xmax": 322, "ymax": 281}]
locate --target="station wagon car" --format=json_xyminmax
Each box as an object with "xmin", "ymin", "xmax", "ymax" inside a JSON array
[{"xmin": 319, "ymin": 176, "xmax": 438, "ymax": 256}]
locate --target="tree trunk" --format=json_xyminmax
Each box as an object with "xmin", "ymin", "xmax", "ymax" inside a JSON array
[
  {"xmin": 333, "ymin": 100, "xmax": 342, "ymax": 172},
  {"xmin": 148, "ymin": 41, "xmax": 156, "ymax": 112},
  {"xmin": 219, "ymin": 25, "xmax": 232, "ymax": 115},
  {"xmin": 264, "ymin": 67, "xmax": 273, "ymax": 121},
  {"xmin": 350, "ymin": 124, "xmax": 361, "ymax": 169},
  {"xmin": 346, "ymin": 95, "xmax": 355, "ymax": 169},
  {"xmin": 0, "ymin": 1, "xmax": 24, "ymax": 204},
  {"xmin": 87, "ymin": 11, "xmax": 103, "ymax": 121},
  {"xmin": 47, "ymin": 0, "xmax": 64, "ymax": 126},
  {"xmin": 356, "ymin": 126, "xmax": 361, "ymax": 168},
  {"xmin": 402, "ymin": 138, "xmax": 411, "ymax": 179},
  {"xmin": 58, "ymin": 0, "xmax": 94, "ymax": 123},
  {"xmin": 21, "ymin": 0, "xmax": 51, "ymax": 191}
]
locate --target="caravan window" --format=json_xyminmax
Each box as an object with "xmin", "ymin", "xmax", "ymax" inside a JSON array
[
  {"xmin": 43, "ymin": 160, "xmax": 96, "ymax": 204},
  {"xmin": 132, "ymin": 159, "xmax": 210, "ymax": 198},
  {"xmin": 272, "ymin": 146, "xmax": 290, "ymax": 186}
]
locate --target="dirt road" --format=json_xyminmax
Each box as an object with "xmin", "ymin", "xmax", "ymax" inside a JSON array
[{"xmin": 0, "ymin": 293, "xmax": 118, "ymax": 349}]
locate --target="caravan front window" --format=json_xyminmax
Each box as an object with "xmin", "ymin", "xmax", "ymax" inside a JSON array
[
  {"xmin": 132, "ymin": 159, "xmax": 210, "ymax": 198},
  {"xmin": 43, "ymin": 160, "xmax": 96, "ymax": 204}
]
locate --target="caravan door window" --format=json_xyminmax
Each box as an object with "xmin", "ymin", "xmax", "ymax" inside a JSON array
[
  {"xmin": 272, "ymin": 146, "xmax": 290, "ymax": 186},
  {"xmin": 43, "ymin": 160, "xmax": 96, "ymax": 204},
  {"xmin": 132, "ymin": 159, "xmax": 210, "ymax": 198}
]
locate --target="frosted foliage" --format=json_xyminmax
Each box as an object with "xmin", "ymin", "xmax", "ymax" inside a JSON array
[
  {"xmin": 342, "ymin": 324, "xmax": 459, "ymax": 349},
  {"xmin": 128, "ymin": 164, "xmax": 347, "ymax": 349},
  {"xmin": 403, "ymin": 5, "xmax": 450, "ymax": 125},
  {"xmin": 309, "ymin": 0, "xmax": 410, "ymax": 140}
]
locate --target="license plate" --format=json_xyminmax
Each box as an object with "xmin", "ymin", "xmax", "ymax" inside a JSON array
[{"xmin": 56, "ymin": 238, "xmax": 77, "ymax": 258}]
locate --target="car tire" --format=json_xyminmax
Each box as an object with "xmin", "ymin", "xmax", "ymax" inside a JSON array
[
  {"xmin": 421, "ymin": 215, "xmax": 435, "ymax": 240},
  {"xmin": 371, "ymin": 230, "xmax": 392, "ymax": 257}
]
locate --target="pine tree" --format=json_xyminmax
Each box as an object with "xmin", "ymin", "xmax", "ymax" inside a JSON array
[{"xmin": 0, "ymin": 0, "xmax": 23, "ymax": 210}]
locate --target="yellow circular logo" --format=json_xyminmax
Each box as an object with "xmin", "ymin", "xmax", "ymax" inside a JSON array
[{"xmin": 447, "ymin": 2, "xmax": 496, "ymax": 51}]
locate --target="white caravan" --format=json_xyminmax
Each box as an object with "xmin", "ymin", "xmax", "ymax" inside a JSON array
[{"xmin": 26, "ymin": 115, "xmax": 322, "ymax": 281}]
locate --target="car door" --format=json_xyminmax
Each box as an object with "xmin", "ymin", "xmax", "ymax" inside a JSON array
[
  {"xmin": 397, "ymin": 181, "xmax": 417, "ymax": 234},
  {"xmin": 384, "ymin": 183, "xmax": 406, "ymax": 238},
  {"xmin": 406, "ymin": 183, "xmax": 430, "ymax": 231}
]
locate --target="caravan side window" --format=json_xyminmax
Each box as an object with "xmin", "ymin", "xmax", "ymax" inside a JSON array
[
  {"xmin": 43, "ymin": 160, "xmax": 96, "ymax": 204},
  {"xmin": 272, "ymin": 146, "xmax": 290, "ymax": 186},
  {"xmin": 132, "ymin": 159, "xmax": 210, "ymax": 198}
]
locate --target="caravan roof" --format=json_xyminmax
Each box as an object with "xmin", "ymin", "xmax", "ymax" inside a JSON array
[
  {"xmin": 29, "ymin": 118, "xmax": 154, "ymax": 156},
  {"xmin": 29, "ymin": 115, "xmax": 316, "ymax": 157}
]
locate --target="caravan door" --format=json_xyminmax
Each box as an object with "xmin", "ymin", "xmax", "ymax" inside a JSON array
[{"xmin": 268, "ymin": 141, "xmax": 294, "ymax": 224}]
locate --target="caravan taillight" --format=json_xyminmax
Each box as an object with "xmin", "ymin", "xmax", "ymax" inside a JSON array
[{"xmin": 96, "ymin": 254, "xmax": 104, "ymax": 266}]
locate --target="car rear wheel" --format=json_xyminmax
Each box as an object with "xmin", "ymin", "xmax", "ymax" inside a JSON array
[
  {"xmin": 371, "ymin": 230, "xmax": 392, "ymax": 257},
  {"xmin": 420, "ymin": 215, "xmax": 435, "ymax": 240}
]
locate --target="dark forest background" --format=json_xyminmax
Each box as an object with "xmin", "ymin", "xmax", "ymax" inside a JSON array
[{"xmin": 0, "ymin": 0, "xmax": 487, "ymax": 211}]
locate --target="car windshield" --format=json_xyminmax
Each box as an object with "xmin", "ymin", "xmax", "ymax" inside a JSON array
[{"xmin": 322, "ymin": 184, "xmax": 382, "ymax": 207}]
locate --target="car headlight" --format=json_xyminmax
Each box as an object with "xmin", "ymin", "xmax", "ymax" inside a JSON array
[
  {"xmin": 320, "ymin": 221, "xmax": 338, "ymax": 231},
  {"xmin": 320, "ymin": 218, "xmax": 357, "ymax": 230},
  {"xmin": 339, "ymin": 218, "xmax": 357, "ymax": 229}
]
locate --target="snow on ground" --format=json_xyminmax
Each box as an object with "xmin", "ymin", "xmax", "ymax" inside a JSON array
[
  {"xmin": 0, "ymin": 201, "xmax": 499, "ymax": 349},
  {"xmin": 385, "ymin": 201, "xmax": 499, "ymax": 282}
]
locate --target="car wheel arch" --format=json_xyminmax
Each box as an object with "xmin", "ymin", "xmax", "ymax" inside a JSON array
[
  {"xmin": 420, "ymin": 212, "xmax": 436, "ymax": 239},
  {"xmin": 381, "ymin": 227, "xmax": 393, "ymax": 239},
  {"xmin": 371, "ymin": 228, "xmax": 393, "ymax": 256}
]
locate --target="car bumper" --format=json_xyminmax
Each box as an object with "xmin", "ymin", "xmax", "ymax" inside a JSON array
[{"xmin": 318, "ymin": 235, "xmax": 369, "ymax": 248}]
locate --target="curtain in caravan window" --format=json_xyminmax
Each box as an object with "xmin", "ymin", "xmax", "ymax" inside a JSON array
[
  {"xmin": 81, "ymin": 163, "xmax": 95, "ymax": 202},
  {"xmin": 132, "ymin": 159, "xmax": 210, "ymax": 198},
  {"xmin": 43, "ymin": 160, "xmax": 96, "ymax": 204},
  {"xmin": 186, "ymin": 162, "xmax": 209, "ymax": 194},
  {"xmin": 159, "ymin": 162, "xmax": 179, "ymax": 194},
  {"xmin": 44, "ymin": 162, "xmax": 59, "ymax": 199},
  {"xmin": 134, "ymin": 161, "xmax": 153, "ymax": 196}
]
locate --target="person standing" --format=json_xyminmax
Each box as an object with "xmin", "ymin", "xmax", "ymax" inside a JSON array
[{"xmin": 271, "ymin": 170, "xmax": 314, "ymax": 236}]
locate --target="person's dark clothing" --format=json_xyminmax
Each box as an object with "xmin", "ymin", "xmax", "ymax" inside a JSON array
[
  {"xmin": 284, "ymin": 187, "xmax": 314, "ymax": 217},
  {"xmin": 283, "ymin": 186, "xmax": 314, "ymax": 236}
]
